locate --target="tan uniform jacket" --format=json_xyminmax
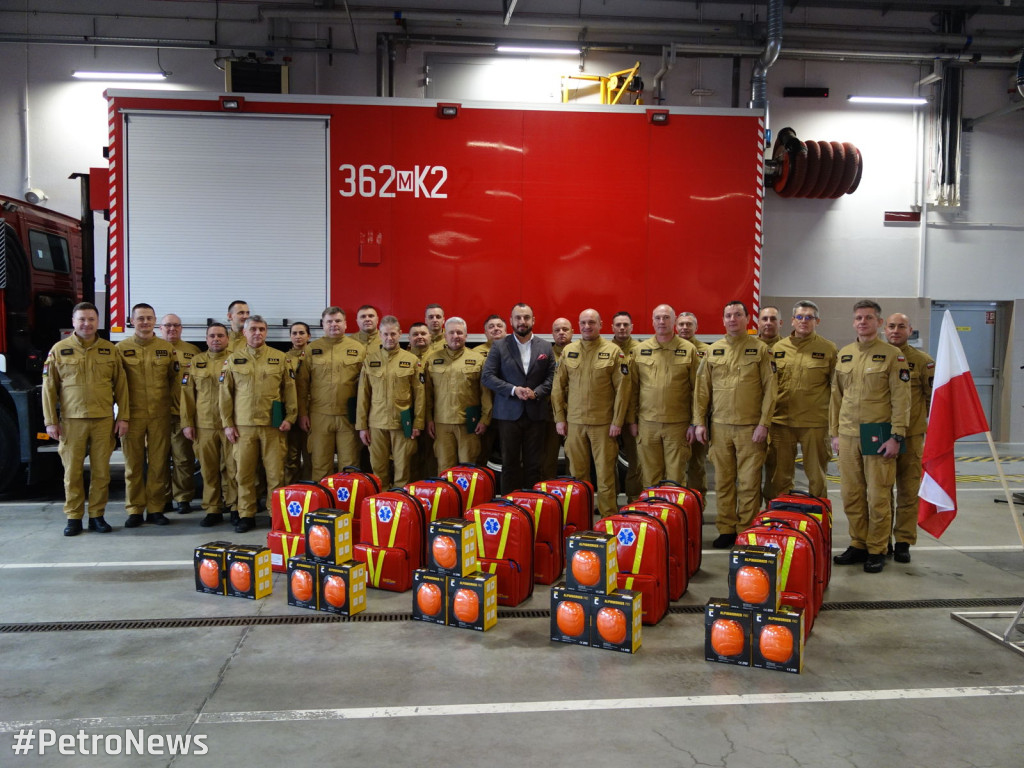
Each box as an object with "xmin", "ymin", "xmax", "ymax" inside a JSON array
[
  {"xmin": 613, "ymin": 337, "xmax": 641, "ymax": 422},
  {"xmin": 219, "ymin": 344, "xmax": 298, "ymax": 428},
  {"xmin": 829, "ymin": 337, "xmax": 911, "ymax": 439},
  {"xmin": 552, "ymin": 342, "xmax": 570, "ymax": 362},
  {"xmin": 42, "ymin": 335, "xmax": 130, "ymax": 424},
  {"xmin": 355, "ymin": 346, "xmax": 425, "ymax": 431},
  {"xmin": 116, "ymin": 335, "xmax": 179, "ymax": 420},
  {"xmin": 631, "ymin": 335, "xmax": 699, "ymax": 424},
  {"xmin": 694, "ymin": 334, "xmax": 777, "ymax": 428},
  {"xmin": 169, "ymin": 340, "xmax": 201, "ymax": 417},
  {"xmin": 898, "ymin": 343, "xmax": 934, "ymax": 436},
  {"xmin": 551, "ymin": 338, "xmax": 632, "ymax": 427},
  {"xmin": 771, "ymin": 332, "xmax": 838, "ymax": 428},
  {"xmin": 180, "ymin": 349, "xmax": 229, "ymax": 430},
  {"xmin": 349, "ymin": 329, "xmax": 381, "ymax": 348},
  {"xmin": 295, "ymin": 336, "xmax": 365, "ymax": 419},
  {"xmin": 227, "ymin": 330, "xmax": 247, "ymax": 352},
  {"xmin": 424, "ymin": 346, "xmax": 493, "ymax": 426},
  {"xmin": 759, "ymin": 335, "xmax": 781, "ymax": 348}
]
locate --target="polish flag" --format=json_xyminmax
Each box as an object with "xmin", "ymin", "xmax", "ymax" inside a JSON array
[{"xmin": 918, "ymin": 310, "xmax": 990, "ymax": 538}]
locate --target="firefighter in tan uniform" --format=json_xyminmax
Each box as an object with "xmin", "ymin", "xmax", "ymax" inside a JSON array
[
  {"xmin": 677, "ymin": 311, "xmax": 711, "ymax": 498},
  {"xmin": 356, "ymin": 316, "xmax": 425, "ymax": 488},
  {"xmin": 631, "ymin": 304, "xmax": 699, "ymax": 488},
  {"xmin": 407, "ymin": 321, "xmax": 436, "ymax": 480},
  {"xmin": 757, "ymin": 305, "xmax": 783, "ymax": 503},
  {"xmin": 425, "ymin": 317, "xmax": 493, "ymax": 469},
  {"xmin": 226, "ymin": 300, "xmax": 250, "ymax": 352},
  {"xmin": 296, "ymin": 308, "xmax": 366, "ymax": 481},
  {"xmin": 552, "ymin": 309, "xmax": 632, "ymax": 518},
  {"xmin": 42, "ymin": 302, "xmax": 130, "ymax": 536},
  {"xmin": 612, "ymin": 311, "xmax": 643, "ymax": 501},
  {"xmin": 220, "ymin": 315, "xmax": 298, "ymax": 533},
  {"xmin": 348, "ymin": 305, "xmax": 381, "ymax": 348},
  {"xmin": 425, "ymin": 304, "xmax": 446, "ymax": 350},
  {"xmin": 285, "ymin": 322, "xmax": 312, "ymax": 483},
  {"xmin": 830, "ymin": 300, "xmax": 911, "ymax": 574},
  {"xmin": 180, "ymin": 323, "xmax": 235, "ymax": 527},
  {"xmin": 694, "ymin": 301, "xmax": 777, "ymax": 548},
  {"xmin": 543, "ymin": 317, "xmax": 574, "ymax": 479},
  {"xmin": 885, "ymin": 312, "xmax": 934, "ymax": 563},
  {"xmin": 767, "ymin": 301, "xmax": 837, "ymax": 500},
  {"xmin": 160, "ymin": 314, "xmax": 201, "ymax": 513},
  {"xmin": 117, "ymin": 303, "xmax": 179, "ymax": 528},
  {"xmin": 475, "ymin": 315, "xmax": 506, "ymax": 467}
]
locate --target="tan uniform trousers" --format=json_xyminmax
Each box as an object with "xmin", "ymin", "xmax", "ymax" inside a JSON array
[
  {"xmin": 234, "ymin": 425, "xmax": 286, "ymax": 519},
  {"xmin": 686, "ymin": 440, "xmax": 709, "ymax": 498},
  {"xmin": 768, "ymin": 425, "xmax": 831, "ymax": 500},
  {"xmin": 709, "ymin": 423, "xmax": 767, "ymax": 535},
  {"xmin": 308, "ymin": 415, "xmax": 360, "ymax": 482},
  {"xmin": 838, "ymin": 434, "xmax": 897, "ymax": 555},
  {"xmin": 369, "ymin": 427, "xmax": 417, "ymax": 489},
  {"xmin": 542, "ymin": 423, "xmax": 563, "ymax": 481},
  {"xmin": 638, "ymin": 420, "xmax": 691, "ymax": 489},
  {"xmin": 285, "ymin": 425, "xmax": 311, "ymax": 484},
  {"xmin": 169, "ymin": 416, "xmax": 196, "ymax": 503},
  {"xmin": 434, "ymin": 423, "xmax": 481, "ymax": 471},
  {"xmin": 566, "ymin": 422, "xmax": 618, "ymax": 518},
  {"xmin": 123, "ymin": 414, "xmax": 171, "ymax": 516},
  {"xmin": 58, "ymin": 417, "xmax": 115, "ymax": 520},
  {"xmin": 619, "ymin": 429, "xmax": 642, "ymax": 501},
  {"xmin": 195, "ymin": 428, "xmax": 236, "ymax": 514},
  {"xmin": 892, "ymin": 434, "xmax": 924, "ymax": 545}
]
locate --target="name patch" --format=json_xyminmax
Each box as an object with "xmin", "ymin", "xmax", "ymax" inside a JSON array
[
  {"xmin": 121, "ymin": 349, "xmax": 136, "ymax": 357},
  {"xmin": 640, "ymin": 349, "xmax": 653, "ymax": 356},
  {"xmin": 98, "ymin": 348, "xmax": 111, "ymax": 355},
  {"xmin": 369, "ymin": 361, "xmax": 382, "ymax": 368},
  {"xmin": 598, "ymin": 352, "xmax": 611, "ymax": 359},
  {"xmin": 872, "ymin": 354, "xmax": 886, "ymax": 362},
  {"xmin": 234, "ymin": 358, "xmax": 247, "ymax": 364},
  {"xmin": 775, "ymin": 351, "xmax": 786, "ymax": 358},
  {"xmin": 812, "ymin": 352, "xmax": 825, "ymax": 359},
  {"xmin": 347, "ymin": 349, "xmax": 359, "ymax": 356},
  {"xmin": 567, "ymin": 351, "xmax": 579, "ymax": 359},
  {"xmin": 399, "ymin": 360, "xmax": 412, "ymax": 368},
  {"xmin": 61, "ymin": 348, "xmax": 74, "ymax": 356},
  {"xmin": 841, "ymin": 355, "xmax": 853, "ymax": 363},
  {"xmin": 674, "ymin": 350, "xmax": 687, "ymax": 357},
  {"xmin": 713, "ymin": 349, "xmax": 725, "ymax": 356},
  {"xmin": 155, "ymin": 349, "xmax": 169, "ymax": 357},
  {"xmin": 311, "ymin": 348, "xmax": 324, "ymax": 355},
  {"xmin": 744, "ymin": 348, "xmax": 757, "ymax": 355},
  {"xmin": 196, "ymin": 361, "xmax": 207, "ymax": 369},
  {"xmin": 267, "ymin": 358, "xmax": 280, "ymax": 364}
]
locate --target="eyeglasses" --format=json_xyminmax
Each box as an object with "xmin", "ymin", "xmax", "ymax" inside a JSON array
[{"xmin": 793, "ymin": 314, "xmax": 818, "ymax": 321}]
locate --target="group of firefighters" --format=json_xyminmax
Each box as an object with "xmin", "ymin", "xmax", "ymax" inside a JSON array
[{"xmin": 42, "ymin": 297, "xmax": 931, "ymax": 573}]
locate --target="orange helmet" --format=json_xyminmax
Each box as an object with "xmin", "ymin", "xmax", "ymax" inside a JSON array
[
  {"xmin": 735, "ymin": 565, "xmax": 771, "ymax": 605},
  {"xmin": 324, "ymin": 574, "xmax": 347, "ymax": 607},
  {"xmin": 432, "ymin": 535, "xmax": 458, "ymax": 569},
  {"xmin": 229, "ymin": 561, "xmax": 251, "ymax": 592},
  {"xmin": 290, "ymin": 569, "xmax": 314, "ymax": 602},
  {"xmin": 759, "ymin": 624, "xmax": 794, "ymax": 663},
  {"xmin": 711, "ymin": 618, "xmax": 746, "ymax": 657},
  {"xmin": 571, "ymin": 550, "xmax": 601, "ymax": 586},
  {"xmin": 556, "ymin": 600, "xmax": 586, "ymax": 637},
  {"xmin": 453, "ymin": 588, "xmax": 479, "ymax": 623},
  {"xmin": 596, "ymin": 607, "xmax": 627, "ymax": 644}
]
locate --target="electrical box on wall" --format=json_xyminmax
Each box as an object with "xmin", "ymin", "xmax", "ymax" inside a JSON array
[{"xmin": 225, "ymin": 60, "xmax": 289, "ymax": 94}]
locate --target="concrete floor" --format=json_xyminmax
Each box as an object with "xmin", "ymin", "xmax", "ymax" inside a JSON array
[{"xmin": 1, "ymin": 448, "xmax": 1023, "ymax": 768}]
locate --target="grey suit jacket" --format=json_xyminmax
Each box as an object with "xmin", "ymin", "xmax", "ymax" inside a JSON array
[{"xmin": 481, "ymin": 334, "xmax": 555, "ymax": 421}]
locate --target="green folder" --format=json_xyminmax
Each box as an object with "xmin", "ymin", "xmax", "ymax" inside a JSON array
[
  {"xmin": 465, "ymin": 404, "xmax": 482, "ymax": 433},
  {"xmin": 271, "ymin": 400, "xmax": 285, "ymax": 428},
  {"xmin": 859, "ymin": 423, "xmax": 905, "ymax": 455},
  {"xmin": 400, "ymin": 406, "xmax": 413, "ymax": 439}
]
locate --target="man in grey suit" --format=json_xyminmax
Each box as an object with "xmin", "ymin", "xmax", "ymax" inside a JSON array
[{"xmin": 482, "ymin": 303, "xmax": 556, "ymax": 493}]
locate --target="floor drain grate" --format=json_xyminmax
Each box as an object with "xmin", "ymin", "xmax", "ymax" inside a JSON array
[{"xmin": 1, "ymin": 597, "xmax": 1020, "ymax": 633}]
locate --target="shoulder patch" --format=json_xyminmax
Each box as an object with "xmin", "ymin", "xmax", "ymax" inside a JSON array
[
  {"xmin": 908, "ymin": 362, "xmax": 915, "ymax": 370},
  {"xmin": 181, "ymin": 373, "xmax": 190, "ymax": 385},
  {"xmin": 926, "ymin": 362, "xmax": 935, "ymax": 369},
  {"xmin": 713, "ymin": 348, "xmax": 725, "ymax": 356},
  {"xmin": 841, "ymin": 354, "xmax": 853, "ymax": 363},
  {"xmin": 640, "ymin": 348, "xmax": 653, "ymax": 356},
  {"xmin": 899, "ymin": 369, "xmax": 910, "ymax": 382},
  {"xmin": 697, "ymin": 350, "xmax": 706, "ymax": 358},
  {"xmin": 311, "ymin": 348, "xmax": 324, "ymax": 355},
  {"xmin": 872, "ymin": 354, "xmax": 886, "ymax": 362},
  {"xmin": 567, "ymin": 351, "xmax": 579, "ymax": 359},
  {"xmin": 61, "ymin": 348, "xmax": 75, "ymax": 356},
  {"xmin": 896, "ymin": 355, "xmax": 906, "ymax": 362},
  {"xmin": 620, "ymin": 363, "xmax": 629, "ymax": 375},
  {"xmin": 811, "ymin": 351, "xmax": 825, "ymax": 359},
  {"xmin": 98, "ymin": 347, "xmax": 111, "ymax": 356}
]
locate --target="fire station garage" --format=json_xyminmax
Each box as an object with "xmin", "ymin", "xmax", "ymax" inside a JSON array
[{"xmin": 1, "ymin": 1, "xmax": 1024, "ymax": 766}]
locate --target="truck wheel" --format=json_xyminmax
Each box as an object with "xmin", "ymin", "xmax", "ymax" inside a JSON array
[{"xmin": 0, "ymin": 409, "xmax": 24, "ymax": 494}]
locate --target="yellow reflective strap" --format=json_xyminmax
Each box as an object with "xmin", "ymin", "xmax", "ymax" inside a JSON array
[
  {"xmin": 778, "ymin": 535, "xmax": 796, "ymax": 591},
  {"xmin": 431, "ymin": 487, "xmax": 442, "ymax": 522},
  {"xmin": 467, "ymin": 474, "xmax": 479, "ymax": 507},
  {"xmin": 632, "ymin": 522, "xmax": 648, "ymax": 573},
  {"xmin": 494, "ymin": 512, "xmax": 513, "ymax": 560},
  {"xmin": 386, "ymin": 502, "xmax": 403, "ymax": 549},
  {"xmin": 364, "ymin": 551, "xmax": 376, "ymax": 585},
  {"xmin": 348, "ymin": 478, "xmax": 359, "ymax": 513},
  {"xmin": 473, "ymin": 512, "xmax": 486, "ymax": 556},
  {"xmin": 370, "ymin": 497, "xmax": 380, "ymax": 547},
  {"xmin": 624, "ymin": 575, "xmax": 635, "ymax": 590},
  {"xmin": 277, "ymin": 489, "xmax": 290, "ymax": 533},
  {"xmin": 746, "ymin": 532, "xmax": 756, "ymax": 546},
  {"xmin": 301, "ymin": 490, "xmax": 312, "ymax": 532},
  {"xmin": 532, "ymin": 500, "xmax": 544, "ymax": 534},
  {"xmin": 285, "ymin": 534, "xmax": 301, "ymax": 560}
]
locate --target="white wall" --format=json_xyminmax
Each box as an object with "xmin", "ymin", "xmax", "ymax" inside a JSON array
[{"xmin": 1, "ymin": 2, "xmax": 1022, "ymax": 439}]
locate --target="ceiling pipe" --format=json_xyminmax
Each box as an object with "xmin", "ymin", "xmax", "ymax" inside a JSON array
[{"xmin": 750, "ymin": 0, "xmax": 783, "ymax": 145}]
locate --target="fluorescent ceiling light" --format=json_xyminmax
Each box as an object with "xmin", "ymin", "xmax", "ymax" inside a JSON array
[
  {"xmin": 847, "ymin": 95, "xmax": 928, "ymax": 105},
  {"xmin": 72, "ymin": 70, "xmax": 167, "ymax": 81},
  {"xmin": 495, "ymin": 46, "xmax": 580, "ymax": 55}
]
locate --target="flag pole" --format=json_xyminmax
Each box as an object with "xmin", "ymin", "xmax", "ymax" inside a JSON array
[{"xmin": 983, "ymin": 430, "xmax": 1024, "ymax": 550}]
